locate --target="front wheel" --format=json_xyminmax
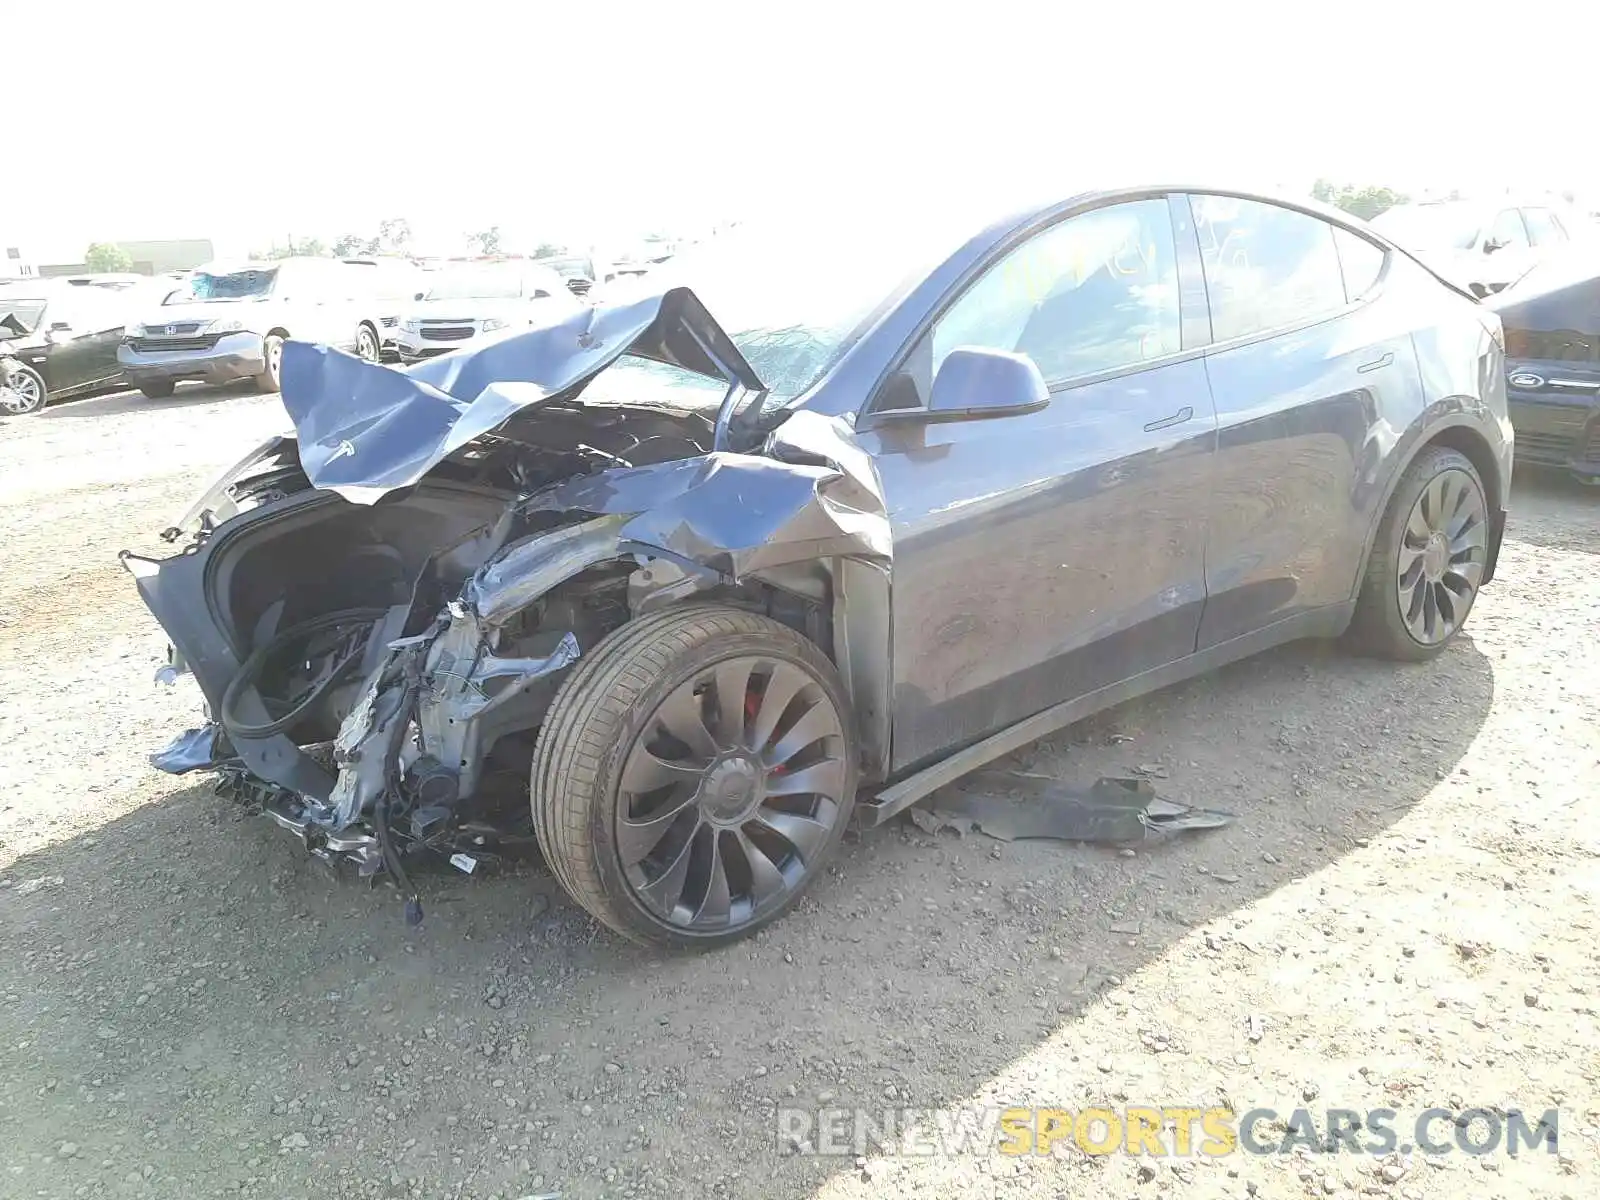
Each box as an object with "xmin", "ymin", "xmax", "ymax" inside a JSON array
[
  {"xmin": 1346, "ymin": 446, "xmax": 1489, "ymax": 661},
  {"xmin": 355, "ymin": 324, "xmax": 380, "ymax": 363},
  {"xmin": 0, "ymin": 364, "xmax": 47, "ymax": 415},
  {"xmin": 531, "ymin": 604, "xmax": 857, "ymax": 948},
  {"xmin": 254, "ymin": 334, "xmax": 284, "ymax": 393}
]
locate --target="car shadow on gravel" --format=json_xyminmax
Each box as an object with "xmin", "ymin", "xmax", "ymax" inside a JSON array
[
  {"xmin": 0, "ymin": 635, "xmax": 1495, "ymax": 1200},
  {"xmin": 1505, "ymin": 471, "xmax": 1600, "ymax": 551},
  {"xmin": 39, "ymin": 381, "xmax": 257, "ymax": 419}
]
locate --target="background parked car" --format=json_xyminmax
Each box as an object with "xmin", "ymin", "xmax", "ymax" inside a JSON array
[
  {"xmin": 341, "ymin": 256, "xmax": 424, "ymax": 362},
  {"xmin": 394, "ymin": 261, "xmax": 581, "ymax": 363},
  {"xmin": 1371, "ymin": 198, "xmax": 1582, "ymax": 296},
  {"xmin": 0, "ymin": 279, "xmax": 144, "ymax": 414},
  {"xmin": 531, "ymin": 253, "xmax": 629, "ymax": 299},
  {"xmin": 118, "ymin": 257, "xmax": 380, "ymax": 397},
  {"xmin": 1486, "ymin": 247, "xmax": 1600, "ymax": 482}
]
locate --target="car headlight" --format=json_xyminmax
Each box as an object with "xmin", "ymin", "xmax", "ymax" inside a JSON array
[
  {"xmin": 401, "ymin": 319, "xmax": 419, "ymax": 333},
  {"xmin": 480, "ymin": 317, "xmax": 509, "ymax": 333},
  {"xmin": 124, "ymin": 324, "xmax": 145, "ymax": 339}
]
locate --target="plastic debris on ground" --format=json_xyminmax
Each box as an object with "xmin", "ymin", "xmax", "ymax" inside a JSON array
[{"xmin": 907, "ymin": 772, "xmax": 1234, "ymax": 843}]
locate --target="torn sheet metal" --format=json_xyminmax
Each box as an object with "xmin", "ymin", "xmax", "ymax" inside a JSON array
[
  {"xmin": 462, "ymin": 408, "xmax": 892, "ymax": 620},
  {"xmin": 909, "ymin": 773, "xmax": 1234, "ymax": 843},
  {"xmin": 278, "ymin": 287, "xmax": 762, "ymax": 505},
  {"xmin": 517, "ymin": 444, "xmax": 889, "ymax": 579},
  {"xmin": 149, "ymin": 724, "xmax": 232, "ymax": 774}
]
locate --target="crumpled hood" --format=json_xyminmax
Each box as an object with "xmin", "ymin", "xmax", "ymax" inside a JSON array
[{"xmin": 280, "ymin": 286, "xmax": 763, "ymax": 505}]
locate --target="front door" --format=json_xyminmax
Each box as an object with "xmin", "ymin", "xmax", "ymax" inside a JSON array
[{"xmin": 856, "ymin": 196, "xmax": 1219, "ymax": 772}]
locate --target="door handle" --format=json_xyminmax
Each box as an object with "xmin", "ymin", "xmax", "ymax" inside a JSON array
[
  {"xmin": 1357, "ymin": 351, "xmax": 1394, "ymax": 374},
  {"xmin": 1143, "ymin": 406, "xmax": 1193, "ymax": 433}
]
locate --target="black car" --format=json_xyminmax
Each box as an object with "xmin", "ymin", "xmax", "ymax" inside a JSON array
[
  {"xmin": 0, "ymin": 280, "xmax": 143, "ymax": 414},
  {"xmin": 125, "ymin": 184, "xmax": 1511, "ymax": 948},
  {"xmin": 1486, "ymin": 253, "xmax": 1600, "ymax": 481}
]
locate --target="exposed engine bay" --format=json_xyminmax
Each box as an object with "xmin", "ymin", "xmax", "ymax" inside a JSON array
[{"xmin": 122, "ymin": 288, "xmax": 891, "ymax": 921}]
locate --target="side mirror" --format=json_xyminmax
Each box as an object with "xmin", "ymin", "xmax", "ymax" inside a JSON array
[
  {"xmin": 876, "ymin": 346, "xmax": 1050, "ymax": 424},
  {"xmin": 1483, "ymin": 238, "xmax": 1506, "ymax": 255},
  {"xmin": 414, "ymin": 291, "xmax": 425, "ymax": 301}
]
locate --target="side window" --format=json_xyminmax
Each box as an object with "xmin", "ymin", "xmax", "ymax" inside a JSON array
[
  {"xmin": 1488, "ymin": 209, "xmax": 1528, "ymax": 250},
  {"xmin": 929, "ymin": 198, "xmax": 1180, "ymax": 385},
  {"xmin": 321, "ymin": 261, "xmax": 355, "ymax": 300},
  {"xmin": 274, "ymin": 262, "xmax": 302, "ymax": 297},
  {"xmin": 41, "ymin": 292, "xmax": 80, "ymax": 330},
  {"xmin": 1333, "ymin": 227, "xmax": 1386, "ymax": 302},
  {"xmin": 1191, "ymin": 195, "xmax": 1346, "ymax": 341},
  {"xmin": 46, "ymin": 290, "xmax": 112, "ymax": 331},
  {"xmin": 1522, "ymin": 208, "xmax": 1564, "ymax": 247}
]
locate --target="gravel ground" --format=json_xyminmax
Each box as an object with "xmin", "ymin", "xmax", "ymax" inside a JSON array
[{"xmin": 1, "ymin": 386, "xmax": 1596, "ymax": 1200}]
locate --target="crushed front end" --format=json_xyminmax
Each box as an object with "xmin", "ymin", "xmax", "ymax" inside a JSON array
[{"xmin": 121, "ymin": 287, "xmax": 890, "ymax": 918}]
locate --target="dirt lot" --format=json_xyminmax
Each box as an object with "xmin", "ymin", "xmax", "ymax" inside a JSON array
[{"xmin": 0, "ymin": 387, "xmax": 1595, "ymax": 1200}]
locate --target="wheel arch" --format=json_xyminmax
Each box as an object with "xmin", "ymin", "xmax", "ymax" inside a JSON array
[
  {"xmin": 466, "ymin": 518, "xmax": 893, "ymax": 785},
  {"xmin": 2, "ymin": 361, "xmax": 49, "ymax": 412},
  {"xmin": 264, "ymin": 326, "xmax": 291, "ymax": 341},
  {"xmin": 1355, "ymin": 416, "xmax": 1506, "ymax": 595}
]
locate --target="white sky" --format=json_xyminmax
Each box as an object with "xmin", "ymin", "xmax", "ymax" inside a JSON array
[{"xmin": 10, "ymin": 0, "xmax": 1600, "ymax": 260}]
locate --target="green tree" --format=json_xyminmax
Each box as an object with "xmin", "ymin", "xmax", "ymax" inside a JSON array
[
  {"xmin": 371, "ymin": 218, "xmax": 412, "ymax": 256},
  {"xmin": 533, "ymin": 241, "xmax": 565, "ymax": 258},
  {"xmin": 1310, "ymin": 180, "xmax": 1409, "ymax": 221},
  {"xmin": 331, "ymin": 233, "xmax": 365, "ymax": 257},
  {"xmin": 468, "ymin": 226, "xmax": 502, "ymax": 255},
  {"xmin": 255, "ymin": 237, "xmax": 329, "ymax": 260},
  {"xmin": 84, "ymin": 242, "xmax": 133, "ymax": 273}
]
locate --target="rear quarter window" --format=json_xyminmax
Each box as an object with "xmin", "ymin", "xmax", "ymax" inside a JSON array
[
  {"xmin": 1191, "ymin": 195, "xmax": 1347, "ymax": 341},
  {"xmin": 1333, "ymin": 227, "xmax": 1386, "ymax": 301}
]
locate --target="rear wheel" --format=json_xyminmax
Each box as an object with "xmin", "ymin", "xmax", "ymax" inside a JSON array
[
  {"xmin": 254, "ymin": 334, "xmax": 284, "ymax": 393},
  {"xmin": 0, "ymin": 365, "xmax": 46, "ymax": 415},
  {"xmin": 531, "ymin": 604, "xmax": 857, "ymax": 948},
  {"xmin": 137, "ymin": 380, "xmax": 175, "ymax": 399},
  {"xmin": 1346, "ymin": 446, "xmax": 1489, "ymax": 661}
]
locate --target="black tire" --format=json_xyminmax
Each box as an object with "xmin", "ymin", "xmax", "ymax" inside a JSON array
[
  {"xmin": 1346, "ymin": 446, "xmax": 1489, "ymax": 661},
  {"xmin": 254, "ymin": 334, "xmax": 284, "ymax": 393},
  {"xmin": 0, "ymin": 364, "xmax": 47, "ymax": 415},
  {"xmin": 137, "ymin": 380, "xmax": 176, "ymax": 399},
  {"xmin": 531, "ymin": 603, "xmax": 857, "ymax": 949},
  {"xmin": 355, "ymin": 323, "xmax": 380, "ymax": 363}
]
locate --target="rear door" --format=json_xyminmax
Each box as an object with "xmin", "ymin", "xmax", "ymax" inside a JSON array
[
  {"xmin": 73, "ymin": 288, "xmax": 132, "ymax": 385},
  {"xmin": 1186, "ymin": 193, "xmax": 1427, "ymax": 648},
  {"xmin": 37, "ymin": 290, "xmax": 123, "ymax": 394}
]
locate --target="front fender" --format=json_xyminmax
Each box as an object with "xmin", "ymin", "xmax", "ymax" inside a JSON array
[{"xmin": 468, "ymin": 413, "xmax": 893, "ymax": 627}]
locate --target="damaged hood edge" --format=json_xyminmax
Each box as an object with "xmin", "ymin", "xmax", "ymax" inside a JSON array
[{"xmin": 278, "ymin": 286, "xmax": 764, "ymax": 505}]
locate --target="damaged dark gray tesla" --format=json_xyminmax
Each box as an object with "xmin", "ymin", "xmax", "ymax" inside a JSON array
[{"xmin": 125, "ymin": 186, "xmax": 1511, "ymax": 947}]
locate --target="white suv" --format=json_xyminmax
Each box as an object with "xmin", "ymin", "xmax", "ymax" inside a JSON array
[
  {"xmin": 118, "ymin": 257, "xmax": 376, "ymax": 397},
  {"xmin": 395, "ymin": 262, "xmax": 582, "ymax": 364},
  {"xmin": 1371, "ymin": 200, "xmax": 1581, "ymax": 297}
]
